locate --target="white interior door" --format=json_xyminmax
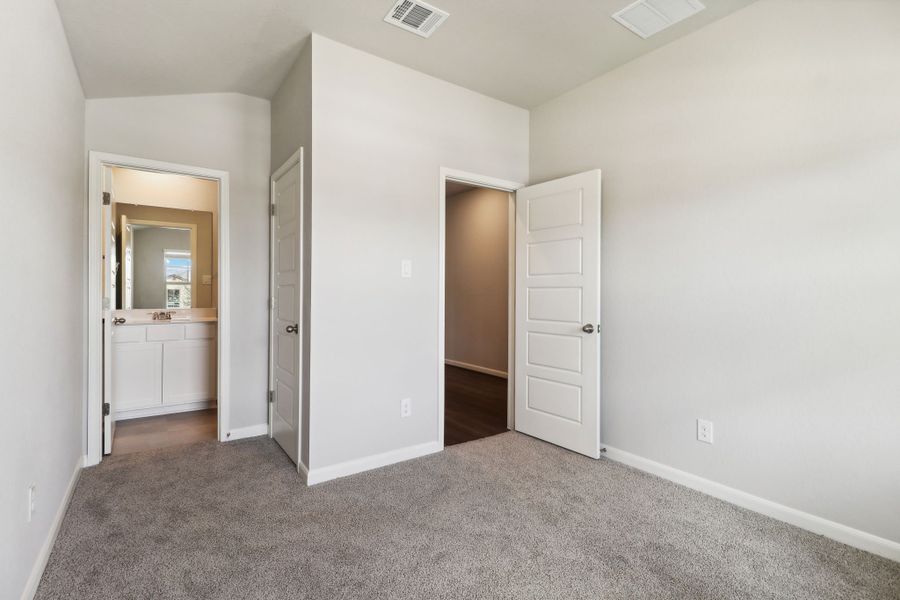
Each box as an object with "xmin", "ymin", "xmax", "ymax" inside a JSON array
[
  {"xmin": 102, "ymin": 166, "xmax": 116, "ymax": 454},
  {"xmin": 270, "ymin": 151, "xmax": 303, "ymax": 467},
  {"xmin": 514, "ymin": 169, "xmax": 601, "ymax": 458}
]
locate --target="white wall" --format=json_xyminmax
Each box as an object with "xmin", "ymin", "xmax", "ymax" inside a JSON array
[
  {"xmin": 445, "ymin": 188, "xmax": 509, "ymax": 374},
  {"xmin": 86, "ymin": 93, "xmax": 271, "ymax": 432},
  {"xmin": 0, "ymin": 0, "xmax": 85, "ymax": 598},
  {"xmin": 271, "ymin": 40, "xmax": 313, "ymax": 466},
  {"xmin": 530, "ymin": 0, "xmax": 900, "ymax": 544},
  {"xmin": 309, "ymin": 35, "xmax": 528, "ymax": 470}
]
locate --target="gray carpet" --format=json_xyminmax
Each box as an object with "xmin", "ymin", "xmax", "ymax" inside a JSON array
[{"xmin": 36, "ymin": 433, "xmax": 899, "ymax": 600}]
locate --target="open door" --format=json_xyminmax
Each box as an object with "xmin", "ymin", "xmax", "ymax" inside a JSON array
[
  {"xmin": 514, "ymin": 170, "xmax": 601, "ymax": 458},
  {"xmin": 270, "ymin": 150, "xmax": 303, "ymax": 468},
  {"xmin": 120, "ymin": 215, "xmax": 133, "ymax": 310},
  {"xmin": 102, "ymin": 166, "xmax": 116, "ymax": 455}
]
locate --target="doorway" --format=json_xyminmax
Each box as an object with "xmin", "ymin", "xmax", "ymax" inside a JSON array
[
  {"xmin": 87, "ymin": 153, "xmax": 230, "ymax": 466},
  {"xmin": 439, "ymin": 170, "xmax": 521, "ymax": 446},
  {"xmin": 439, "ymin": 167, "xmax": 603, "ymax": 458}
]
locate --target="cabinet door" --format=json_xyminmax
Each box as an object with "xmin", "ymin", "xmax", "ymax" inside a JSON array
[
  {"xmin": 163, "ymin": 340, "xmax": 216, "ymax": 405},
  {"xmin": 112, "ymin": 343, "xmax": 163, "ymax": 410}
]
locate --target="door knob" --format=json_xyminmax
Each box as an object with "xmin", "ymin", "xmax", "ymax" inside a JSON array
[
  {"xmin": 582, "ymin": 323, "xmax": 595, "ymax": 334},
  {"xmin": 286, "ymin": 324, "xmax": 299, "ymax": 334}
]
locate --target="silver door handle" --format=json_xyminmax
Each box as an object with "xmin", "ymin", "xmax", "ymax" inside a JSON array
[
  {"xmin": 286, "ymin": 324, "xmax": 299, "ymax": 334},
  {"xmin": 582, "ymin": 323, "xmax": 595, "ymax": 334}
]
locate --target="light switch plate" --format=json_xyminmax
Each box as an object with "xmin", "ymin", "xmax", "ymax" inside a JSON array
[{"xmin": 401, "ymin": 259, "xmax": 412, "ymax": 278}]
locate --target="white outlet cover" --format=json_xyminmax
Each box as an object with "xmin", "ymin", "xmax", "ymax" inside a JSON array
[
  {"xmin": 401, "ymin": 398, "xmax": 412, "ymax": 417},
  {"xmin": 697, "ymin": 418, "xmax": 714, "ymax": 444}
]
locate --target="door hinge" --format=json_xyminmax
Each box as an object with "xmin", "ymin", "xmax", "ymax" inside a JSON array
[
  {"xmin": 270, "ymin": 203, "xmax": 276, "ymax": 217},
  {"xmin": 102, "ymin": 192, "xmax": 111, "ymax": 206},
  {"xmin": 103, "ymin": 402, "xmax": 111, "ymax": 416},
  {"xmin": 268, "ymin": 390, "xmax": 274, "ymax": 403}
]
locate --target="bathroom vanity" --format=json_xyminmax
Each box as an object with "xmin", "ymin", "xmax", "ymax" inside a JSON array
[{"xmin": 112, "ymin": 315, "xmax": 217, "ymax": 419}]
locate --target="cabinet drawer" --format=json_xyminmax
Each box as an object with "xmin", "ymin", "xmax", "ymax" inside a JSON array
[
  {"xmin": 112, "ymin": 326, "xmax": 146, "ymax": 343},
  {"xmin": 146, "ymin": 324, "xmax": 185, "ymax": 342},
  {"xmin": 185, "ymin": 323, "xmax": 216, "ymax": 340}
]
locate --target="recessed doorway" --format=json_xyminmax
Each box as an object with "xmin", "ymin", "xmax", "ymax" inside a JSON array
[{"xmin": 440, "ymin": 171, "xmax": 521, "ymax": 446}]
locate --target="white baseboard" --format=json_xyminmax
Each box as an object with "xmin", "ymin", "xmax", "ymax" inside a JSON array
[
  {"xmin": 226, "ymin": 423, "xmax": 269, "ymax": 441},
  {"xmin": 299, "ymin": 460, "xmax": 309, "ymax": 481},
  {"xmin": 115, "ymin": 400, "xmax": 216, "ymax": 421},
  {"xmin": 602, "ymin": 445, "xmax": 900, "ymax": 563},
  {"xmin": 307, "ymin": 441, "xmax": 442, "ymax": 486},
  {"xmin": 20, "ymin": 456, "xmax": 83, "ymax": 600},
  {"xmin": 445, "ymin": 359, "xmax": 507, "ymax": 379}
]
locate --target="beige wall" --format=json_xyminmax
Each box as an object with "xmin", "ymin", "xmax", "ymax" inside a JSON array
[
  {"xmin": 445, "ymin": 188, "xmax": 509, "ymax": 374},
  {"xmin": 113, "ymin": 203, "xmax": 216, "ymax": 309},
  {"xmin": 112, "ymin": 167, "xmax": 219, "ymax": 307},
  {"xmin": 531, "ymin": 0, "xmax": 900, "ymax": 544}
]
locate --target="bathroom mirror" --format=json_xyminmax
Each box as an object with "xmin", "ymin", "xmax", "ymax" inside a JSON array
[{"xmin": 114, "ymin": 204, "xmax": 215, "ymax": 310}]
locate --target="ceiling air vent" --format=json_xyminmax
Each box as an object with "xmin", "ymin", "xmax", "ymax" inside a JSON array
[
  {"xmin": 384, "ymin": 0, "xmax": 449, "ymax": 38},
  {"xmin": 612, "ymin": 0, "xmax": 705, "ymax": 39}
]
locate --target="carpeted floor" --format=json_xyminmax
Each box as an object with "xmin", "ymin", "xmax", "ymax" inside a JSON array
[{"xmin": 36, "ymin": 433, "xmax": 899, "ymax": 600}]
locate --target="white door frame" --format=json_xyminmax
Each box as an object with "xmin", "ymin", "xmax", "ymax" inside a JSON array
[
  {"xmin": 86, "ymin": 151, "xmax": 231, "ymax": 466},
  {"xmin": 438, "ymin": 167, "xmax": 525, "ymax": 448},
  {"xmin": 268, "ymin": 148, "xmax": 304, "ymax": 469}
]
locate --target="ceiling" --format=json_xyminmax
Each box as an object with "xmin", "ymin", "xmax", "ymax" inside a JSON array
[{"xmin": 55, "ymin": 0, "xmax": 756, "ymax": 108}]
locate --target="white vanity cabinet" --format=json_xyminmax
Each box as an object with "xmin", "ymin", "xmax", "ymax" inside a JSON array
[{"xmin": 112, "ymin": 322, "xmax": 217, "ymax": 418}]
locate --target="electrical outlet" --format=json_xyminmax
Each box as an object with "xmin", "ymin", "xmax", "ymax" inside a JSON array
[
  {"xmin": 27, "ymin": 484, "xmax": 36, "ymax": 522},
  {"xmin": 400, "ymin": 398, "xmax": 412, "ymax": 418},
  {"xmin": 697, "ymin": 419, "xmax": 714, "ymax": 444}
]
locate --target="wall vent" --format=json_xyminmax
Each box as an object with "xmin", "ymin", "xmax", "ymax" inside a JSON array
[
  {"xmin": 384, "ymin": 0, "xmax": 449, "ymax": 38},
  {"xmin": 612, "ymin": 0, "xmax": 705, "ymax": 39}
]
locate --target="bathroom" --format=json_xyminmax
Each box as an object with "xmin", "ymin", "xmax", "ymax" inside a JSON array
[{"xmin": 102, "ymin": 165, "xmax": 220, "ymax": 455}]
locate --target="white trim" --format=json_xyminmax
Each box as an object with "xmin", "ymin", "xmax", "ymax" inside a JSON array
[
  {"xmin": 114, "ymin": 400, "xmax": 215, "ymax": 421},
  {"xmin": 20, "ymin": 457, "xmax": 83, "ymax": 600},
  {"xmin": 438, "ymin": 168, "xmax": 524, "ymax": 448},
  {"xmin": 87, "ymin": 152, "xmax": 230, "ymax": 467},
  {"xmin": 226, "ymin": 423, "xmax": 269, "ymax": 441},
  {"xmin": 444, "ymin": 359, "xmax": 507, "ymax": 379},
  {"xmin": 298, "ymin": 460, "xmax": 310, "ymax": 482},
  {"xmin": 306, "ymin": 441, "xmax": 442, "ymax": 486},
  {"xmin": 602, "ymin": 445, "xmax": 900, "ymax": 563}
]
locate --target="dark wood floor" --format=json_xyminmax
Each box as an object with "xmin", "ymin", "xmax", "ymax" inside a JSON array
[
  {"xmin": 113, "ymin": 409, "xmax": 217, "ymax": 455},
  {"xmin": 444, "ymin": 365, "xmax": 508, "ymax": 446}
]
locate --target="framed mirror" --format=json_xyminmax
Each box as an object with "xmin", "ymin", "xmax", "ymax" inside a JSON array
[{"xmin": 113, "ymin": 204, "xmax": 215, "ymax": 310}]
